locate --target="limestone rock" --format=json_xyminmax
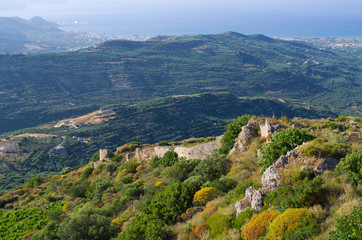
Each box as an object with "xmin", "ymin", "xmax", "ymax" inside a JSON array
[
  {"xmin": 174, "ymin": 136, "xmax": 222, "ymax": 160},
  {"xmin": 260, "ymin": 118, "xmax": 274, "ymax": 138},
  {"xmin": 99, "ymin": 149, "xmax": 114, "ymax": 162},
  {"xmin": 235, "ymin": 186, "xmax": 263, "ymax": 215},
  {"xmin": 134, "ymin": 147, "xmax": 156, "ymax": 161},
  {"xmin": 233, "ymin": 118, "xmax": 259, "ymax": 152},
  {"xmin": 154, "ymin": 146, "xmax": 173, "ymax": 158},
  {"xmin": 0, "ymin": 141, "xmax": 19, "ymax": 154}
]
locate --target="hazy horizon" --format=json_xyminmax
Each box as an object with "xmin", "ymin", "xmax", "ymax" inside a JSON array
[{"xmin": 1, "ymin": 0, "xmax": 362, "ymax": 37}]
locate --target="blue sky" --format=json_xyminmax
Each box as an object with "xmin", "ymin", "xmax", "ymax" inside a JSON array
[{"xmin": 0, "ymin": 0, "xmax": 361, "ymax": 37}]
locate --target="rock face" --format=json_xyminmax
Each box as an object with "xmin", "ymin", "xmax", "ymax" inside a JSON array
[
  {"xmin": 134, "ymin": 147, "xmax": 156, "ymax": 161},
  {"xmin": 235, "ymin": 186, "xmax": 264, "ymax": 215},
  {"xmin": 0, "ymin": 141, "xmax": 19, "ymax": 154},
  {"xmin": 232, "ymin": 118, "xmax": 260, "ymax": 153},
  {"xmin": 260, "ymin": 118, "xmax": 278, "ymax": 138},
  {"xmin": 174, "ymin": 136, "xmax": 222, "ymax": 160},
  {"xmin": 154, "ymin": 146, "xmax": 173, "ymax": 158},
  {"xmin": 99, "ymin": 149, "xmax": 114, "ymax": 161}
]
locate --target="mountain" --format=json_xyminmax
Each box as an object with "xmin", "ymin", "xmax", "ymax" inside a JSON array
[
  {"xmin": 0, "ymin": 115, "xmax": 360, "ymax": 239},
  {"xmin": 0, "ymin": 32, "xmax": 361, "ymax": 134},
  {"xmin": 0, "ymin": 16, "xmax": 127, "ymax": 53},
  {"xmin": 0, "ymin": 93, "xmax": 337, "ymax": 194}
]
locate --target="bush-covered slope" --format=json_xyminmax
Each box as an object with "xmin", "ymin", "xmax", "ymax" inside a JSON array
[
  {"xmin": 0, "ymin": 115, "xmax": 360, "ymax": 240},
  {"xmin": 0, "ymin": 93, "xmax": 336, "ymax": 194},
  {"xmin": 1, "ymin": 32, "xmax": 361, "ymax": 133}
]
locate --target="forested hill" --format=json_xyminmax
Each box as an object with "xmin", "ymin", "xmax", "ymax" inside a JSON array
[{"xmin": 0, "ymin": 32, "xmax": 361, "ymax": 133}]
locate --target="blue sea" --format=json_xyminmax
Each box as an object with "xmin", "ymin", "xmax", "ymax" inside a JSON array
[{"xmin": 58, "ymin": 14, "xmax": 362, "ymax": 38}]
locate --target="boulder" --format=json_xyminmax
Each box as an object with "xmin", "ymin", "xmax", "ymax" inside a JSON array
[
  {"xmin": 233, "ymin": 118, "xmax": 260, "ymax": 152},
  {"xmin": 260, "ymin": 118, "xmax": 274, "ymax": 138},
  {"xmin": 235, "ymin": 186, "xmax": 264, "ymax": 215}
]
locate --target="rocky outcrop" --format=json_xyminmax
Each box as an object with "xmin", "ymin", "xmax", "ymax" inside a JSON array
[
  {"xmin": 0, "ymin": 141, "xmax": 19, "ymax": 154},
  {"xmin": 174, "ymin": 136, "xmax": 222, "ymax": 160},
  {"xmin": 99, "ymin": 149, "xmax": 114, "ymax": 161},
  {"xmin": 235, "ymin": 187, "xmax": 264, "ymax": 215},
  {"xmin": 134, "ymin": 147, "xmax": 156, "ymax": 161},
  {"xmin": 260, "ymin": 118, "xmax": 279, "ymax": 138},
  {"xmin": 154, "ymin": 146, "xmax": 173, "ymax": 158},
  {"xmin": 231, "ymin": 118, "xmax": 279, "ymax": 154}
]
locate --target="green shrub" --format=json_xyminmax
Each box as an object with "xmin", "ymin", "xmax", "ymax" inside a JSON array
[
  {"xmin": 207, "ymin": 176, "xmax": 237, "ymax": 193},
  {"xmin": 69, "ymin": 181, "xmax": 89, "ymax": 198},
  {"xmin": 81, "ymin": 167, "xmax": 94, "ymax": 180},
  {"xmin": 220, "ymin": 114, "xmax": 254, "ymax": 154},
  {"xmin": 206, "ymin": 214, "xmax": 233, "ymax": 238},
  {"xmin": 160, "ymin": 150, "xmax": 178, "ymax": 167},
  {"xmin": 184, "ymin": 175, "xmax": 205, "ymax": 190},
  {"xmin": 221, "ymin": 179, "xmax": 255, "ymax": 207},
  {"xmin": 143, "ymin": 182, "xmax": 194, "ymax": 224},
  {"xmin": 268, "ymin": 177, "xmax": 323, "ymax": 212},
  {"xmin": 190, "ymin": 151, "xmax": 231, "ymax": 182},
  {"xmin": 298, "ymin": 138, "xmax": 351, "ymax": 159},
  {"xmin": 284, "ymin": 215, "xmax": 320, "ymax": 240},
  {"xmin": 123, "ymin": 160, "xmax": 140, "ymax": 173},
  {"xmin": 267, "ymin": 208, "xmax": 310, "ymax": 240},
  {"xmin": 232, "ymin": 209, "xmax": 253, "ymax": 229},
  {"xmin": 258, "ymin": 128, "xmax": 315, "ymax": 172},
  {"xmin": 335, "ymin": 151, "xmax": 362, "ymax": 185},
  {"xmin": 24, "ymin": 175, "xmax": 46, "ymax": 188},
  {"xmin": 90, "ymin": 152, "xmax": 100, "ymax": 162},
  {"xmin": 165, "ymin": 158, "xmax": 201, "ymax": 182},
  {"xmin": 337, "ymin": 115, "xmax": 348, "ymax": 122},
  {"xmin": 329, "ymin": 207, "xmax": 361, "ymax": 240},
  {"xmin": 149, "ymin": 156, "xmax": 160, "ymax": 168}
]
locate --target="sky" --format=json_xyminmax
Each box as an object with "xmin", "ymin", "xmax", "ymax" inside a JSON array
[{"xmin": 0, "ymin": 0, "xmax": 361, "ymax": 37}]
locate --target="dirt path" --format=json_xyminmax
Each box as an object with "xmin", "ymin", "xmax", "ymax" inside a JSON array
[{"xmin": 47, "ymin": 136, "xmax": 65, "ymax": 172}]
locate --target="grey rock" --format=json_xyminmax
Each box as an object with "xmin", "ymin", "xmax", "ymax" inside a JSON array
[
  {"xmin": 0, "ymin": 141, "xmax": 19, "ymax": 153},
  {"xmin": 235, "ymin": 186, "xmax": 264, "ymax": 215},
  {"xmin": 99, "ymin": 149, "xmax": 114, "ymax": 161}
]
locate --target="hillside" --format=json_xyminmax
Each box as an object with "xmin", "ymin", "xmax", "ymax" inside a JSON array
[
  {"xmin": 0, "ymin": 115, "xmax": 360, "ymax": 240},
  {"xmin": 0, "ymin": 32, "xmax": 361, "ymax": 133},
  {"xmin": 0, "ymin": 93, "xmax": 337, "ymax": 194}
]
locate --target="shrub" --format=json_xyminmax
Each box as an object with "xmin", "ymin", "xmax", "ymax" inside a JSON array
[
  {"xmin": 69, "ymin": 181, "xmax": 88, "ymax": 198},
  {"xmin": 232, "ymin": 209, "xmax": 253, "ymax": 229},
  {"xmin": 123, "ymin": 160, "xmax": 140, "ymax": 173},
  {"xmin": 329, "ymin": 206, "xmax": 361, "ymax": 240},
  {"xmin": 190, "ymin": 151, "xmax": 231, "ymax": 182},
  {"xmin": 150, "ymin": 156, "xmax": 161, "ymax": 168},
  {"xmin": 190, "ymin": 224, "xmax": 210, "ymax": 240},
  {"xmin": 266, "ymin": 208, "xmax": 309, "ymax": 240},
  {"xmin": 143, "ymin": 182, "xmax": 195, "ymax": 224},
  {"xmin": 298, "ymin": 138, "xmax": 351, "ymax": 159},
  {"xmin": 90, "ymin": 152, "xmax": 100, "ymax": 162},
  {"xmin": 206, "ymin": 214, "xmax": 233, "ymax": 238},
  {"xmin": 220, "ymin": 114, "xmax": 254, "ymax": 154},
  {"xmin": 241, "ymin": 210, "xmax": 279, "ymax": 240},
  {"xmin": 105, "ymin": 162, "xmax": 118, "ymax": 173},
  {"xmin": 116, "ymin": 169, "xmax": 128, "ymax": 181},
  {"xmin": 207, "ymin": 176, "xmax": 237, "ymax": 193},
  {"xmin": 184, "ymin": 175, "xmax": 206, "ymax": 190},
  {"xmin": 160, "ymin": 150, "xmax": 178, "ymax": 167},
  {"xmin": 193, "ymin": 187, "xmax": 218, "ymax": 205},
  {"xmin": 24, "ymin": 175, "xmax": 46, "ymax": 188},
  {"xmin": 81, "ymin": 167, "xmax": 94, "ymax": 180},
  {"xmin": 165, "ymin": 158, "xmax": 201, "ymax": 182},
  {"xmin": 337, "ymin": 115, "xmax": 348, "ymax": 122},
  {"xmin": 258, "ymin": 128, "xmax": 315, "ymax": 172},
  {"xmin": 111, "ymin": 218, "xmax": 124, "ymax": 232},
  {"xmin": 335, "ymin": 151, "xmax": 362, "ymax": 185},
  {"xmin": 284, "ymin": 215, "xmax": 320, "ymax": 240},
  {"xmin": 268, "ymin": 177, "xmax": 323, "ymax": 212}
]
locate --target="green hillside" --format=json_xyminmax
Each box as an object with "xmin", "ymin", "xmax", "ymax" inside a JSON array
[
  {"xmin": 1, "ymin": 32, "xmax": 361, "ymax": 133},
  {"xmin": 0, "ymin": 93, "xmax": 336, "ymax": 194},
  {"xmin": 0, "ymin": 115, "xmax": 360, "ymax": 240}
]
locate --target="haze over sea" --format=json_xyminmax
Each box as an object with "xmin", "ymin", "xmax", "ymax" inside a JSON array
[
  {"xmin": 58, "ymin": 14, "xmax": 362, "ymax": 38},
  {"xmin": 1, "ymin": 0, "xmax": 361, "ymax": 38}
]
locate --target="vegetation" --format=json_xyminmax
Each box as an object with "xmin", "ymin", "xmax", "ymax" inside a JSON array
[
  {"xmin": 0, "ymin": 115, "xmax": 360, "ymax": 240},
  {"xmin": 257, "ymin": 128, "xmax": 315, "ymax": 172},
  {"xmin": 335, "ymin": 151, "xmax": 362, "ymax": 185}
]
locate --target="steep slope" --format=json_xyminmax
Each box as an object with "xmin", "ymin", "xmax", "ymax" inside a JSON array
[
  {"xmin": 0, "ymin": 32, "xmax": 361, "ymax": 133},
  {"xmin": 0, "ymin": 116, "xmax": 360, "ymax": 240}
]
